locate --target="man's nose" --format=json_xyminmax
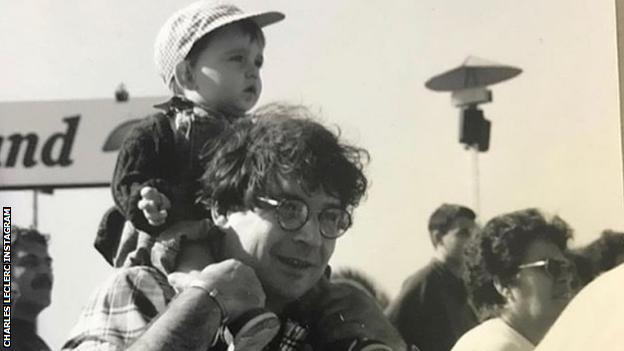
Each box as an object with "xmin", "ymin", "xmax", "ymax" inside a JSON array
[
  {"xmin": 558, "ymin": 266, "xmax": 575, "ymax": 285},
  {"xmin": 292, "ymin": 216, "xmax": 323, "ymax": 247},
  {"xmin": 38, "ymin": 261, "xmax": 53, "ymax": 275}
]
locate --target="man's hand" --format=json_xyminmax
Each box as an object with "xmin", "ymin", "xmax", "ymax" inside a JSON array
[
  {"xmin": 170, "ymin": 259, "xmax": 267, "ymax": 322},
  {"xmin": 137, "ymin": 186, "xmax": 171, "ymax": 226},
  {"xmin": 315, "ymin": 282, "xmax": 408, "ymax": 351},
  {"xmin": 131, "ymin": 260, "xmax": 261, "ymax": 351}
]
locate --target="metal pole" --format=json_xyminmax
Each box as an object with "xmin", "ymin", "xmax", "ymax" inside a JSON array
[
  {"xmin": 33, "ymin": 189, "xmax": 38, "ymax": 229},
  {"xmin": 471, "ymin": 145, "xmax": 481, "ymax": 215},
  {"xmin": 616, "ymin": 0, "xmax": 624, "ymax": 213}
]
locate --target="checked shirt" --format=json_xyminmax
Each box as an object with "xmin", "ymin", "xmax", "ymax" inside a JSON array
[{"xmin": 61, "ymin": 265, "xmax": 310, "ymax": 351}]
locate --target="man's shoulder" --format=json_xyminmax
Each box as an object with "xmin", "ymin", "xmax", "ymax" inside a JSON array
[
  {"xmin": 98, "ymin": 266, "xmax": 171, "ymax": 298},
  {"xmin": 62, "ymin": 266, "xmax": 173, "ymax": 351},
  {"xmin": 113, "ymin": 264, "xmax": 167, "ymax": 282},
  {"xmin": 388, "ymin": 262, "xmax": 442, "ymax": 308},
  {"xmin": 113, "ymin": 264, "xmax": 164, "ymax": 277},
  {"xmin": 401, "ymin": 261, "xmax": 439, "ymax": 289},
  {"xmin": 80, "ymin": 265, "xmax": 174, "ymax": 323}
]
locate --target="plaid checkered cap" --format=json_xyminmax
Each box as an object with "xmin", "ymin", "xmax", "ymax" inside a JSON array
[{"xmin": 155, "ymin": 0, "xmax": 285, "ymax": 85}]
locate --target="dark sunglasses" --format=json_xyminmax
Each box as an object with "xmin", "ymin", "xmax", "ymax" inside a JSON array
[
  {"xmin": 256, "ymin": 196, "xmax": 351, "ymax": 239},
  {"xmin": 518, "ymin": 258, "xmax": 574, "ymax": 280}
]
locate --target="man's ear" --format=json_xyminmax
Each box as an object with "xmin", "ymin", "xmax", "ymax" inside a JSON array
[
  {"xmin": 493, "ymin": 276, "xmax": 514, "ymax": 302},
  {"xmin": 431, "ymin": 230, "xmax": 443, "ymax": 247},
  {"xmin": 174, "ymin": 60, "xmax": 196, "ymax": 90},
  {"xmin": 211, "ymin": 205, "xmax": 228, "ymax": 228}
]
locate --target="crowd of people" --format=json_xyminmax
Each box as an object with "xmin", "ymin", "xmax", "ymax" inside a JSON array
[{"xmin": 10, "ymin": 1, "xmax": 624, "ymax": 351}]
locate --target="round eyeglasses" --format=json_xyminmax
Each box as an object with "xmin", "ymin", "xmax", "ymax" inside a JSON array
[
  {"xmin": 256, "ymin": 196, "xmax": 351, "ymax": 239},
  {"xmin": 517, "ymin": 258, "xmax": 574, "ymax": 281}
]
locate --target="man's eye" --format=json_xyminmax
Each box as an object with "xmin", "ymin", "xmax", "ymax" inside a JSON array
[
  {"xmin": 281, "ymin": 202, "xmax": 301, "ymax": 214},
  {"xmin": 19, "ymin": 257, "xmax": 39, "ymax": 268},
  {"xmin": 255, "ymin": 58, "xmax": 264, "ymax": 68}
]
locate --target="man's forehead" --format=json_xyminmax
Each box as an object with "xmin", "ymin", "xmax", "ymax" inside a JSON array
[
  {"xmin": 523, "ymin": 239, "xmax": 565, "ymax": 262},
  {"xmin": 15, "ymin": 241, "xmax": 49, "ymax": 257},
  {"xmin": 267, "ymin": 174, "xmax": 340, "ymax": 205}
]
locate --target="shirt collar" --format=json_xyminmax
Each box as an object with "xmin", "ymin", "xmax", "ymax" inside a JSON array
[{"xmin": 154, "ymin": 96, "xmax": 240, "ymax": 122}]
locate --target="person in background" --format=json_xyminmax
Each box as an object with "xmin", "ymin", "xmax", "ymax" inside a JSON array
[
  {"xmin": 63, "ymin": 103, "xmax": 407, "ymax": 351},
  {"xmin": 386, "ymin": 204, "xmax": 479, "ymax": 351},
  {"xmin": 12, "ymin": 226, "xmax": 54, "ymax": 351},
  {"xmin": 452, "ymin": 209, "xmax": 575, "ymax": 351},
  {"xmin": 571, "ymin": 229, "xmax": 624, "ymax": 285}
]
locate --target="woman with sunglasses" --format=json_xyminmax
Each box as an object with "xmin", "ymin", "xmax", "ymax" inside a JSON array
[{"xmin": 451, "ymin": 209, "xmax": 575, "ymax": 351}]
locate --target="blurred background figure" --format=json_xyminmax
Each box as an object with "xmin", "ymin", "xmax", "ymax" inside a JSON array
[
  {"xmin": 453, "ymin": 209, "xmax": 574, "ymax": 351},
  {"xmin": 386, "ymin": 204, "xmax": 479, "ymax": 351},
  {"xmin": 563, "ymin": 250, "xmax": 592, "ymax": 294},
  {"xmin": 571, "ymin": 230, "xmax": 624, "ymax": 285},
  {"xmin": 331, "ymin": 268, "xmax": 391, "ymax": 310},
  {"xmin": 12, "ymin": 226, "xmax": 54, "ymax": 351}
]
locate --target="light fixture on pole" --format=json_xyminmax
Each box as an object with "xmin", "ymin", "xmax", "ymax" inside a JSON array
[{"xmin": 425, "ymin": 56, "xmax": 522, "ymax": 212}]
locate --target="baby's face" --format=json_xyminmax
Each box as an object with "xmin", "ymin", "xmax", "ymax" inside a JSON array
[{"xmin": 189, "ymin": 24, "xmax": 265, "ymax": 115}]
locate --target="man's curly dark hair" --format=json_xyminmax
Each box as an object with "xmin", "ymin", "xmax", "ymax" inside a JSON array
[
  {"xmin": 198, "ymin": 102, "xmax": 369, "ymax": 213},
  {"xmin": 463, "ymin": 208, "xmax": 572, "ymax": 317}
]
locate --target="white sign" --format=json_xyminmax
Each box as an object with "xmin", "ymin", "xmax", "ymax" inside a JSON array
[{"xmin": 0, "ymin": 97, "xmax": 166, "ymax": 190}]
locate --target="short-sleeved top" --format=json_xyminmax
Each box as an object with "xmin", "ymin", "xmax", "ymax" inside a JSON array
[
  {"xmin": 386, "ymin": 260, "xmax": 479, "ymax": 351},
  {"xmin": 451, "ymin": 318, "xmax": 534, "ymax": 351}
]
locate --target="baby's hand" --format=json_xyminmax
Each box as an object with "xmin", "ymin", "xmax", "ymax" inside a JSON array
[{"xmin": 137, "ymin": 187, "xmax": 171, "ymax": 226}]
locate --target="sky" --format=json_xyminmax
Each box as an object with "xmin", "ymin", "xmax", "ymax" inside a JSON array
[{"xmin": 1, "ymin": 0, "xmax": 623, "ymax": 349}]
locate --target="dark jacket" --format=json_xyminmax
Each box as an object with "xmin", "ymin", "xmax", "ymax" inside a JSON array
[
  {"xmin": 95, "ymin": 99, "xmax": 237, "ymax": 264},
  {"xmin": 386, "ymin": 260, "xmax": 478, "ymax": 351}
]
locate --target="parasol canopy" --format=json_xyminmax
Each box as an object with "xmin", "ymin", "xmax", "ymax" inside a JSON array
[{"xmin": 425, "ymin": 56, "xmax": 522, "ymax": 92}]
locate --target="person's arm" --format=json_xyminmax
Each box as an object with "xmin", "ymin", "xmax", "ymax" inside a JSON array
[
  {"xmin": 62, "ymin": 266, "xmax": 178, "ymax": 351},
  {"xmin": 128, "ymin": 259, "xmax": 267, "ymax": 351},
  {"xmin": 64, "ymin": 260, "xmax": 265, "ymax": 351},
  {"xmin": 112, "ymin": 115, "xmax": 176, "ymax": 235},
  {"xmin": 126, "ymin": 288, "xmax": 223, "ymax": 351}
]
